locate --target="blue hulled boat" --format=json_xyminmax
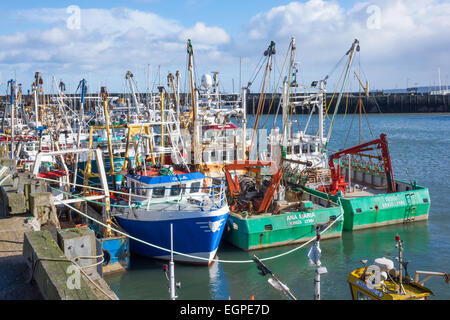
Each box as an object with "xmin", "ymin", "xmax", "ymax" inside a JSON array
[{"xmin": 112, "ymin": 170, "xmax": 229, "ymax": 265}]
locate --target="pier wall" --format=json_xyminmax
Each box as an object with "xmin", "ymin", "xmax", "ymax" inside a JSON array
[
  {"xmin": 244, "ymin": 93, "xmax": 450, "ymax": 114},
  {"xmin": 1, "ymin": 93, "xmax": 448, "ymax": 114}
]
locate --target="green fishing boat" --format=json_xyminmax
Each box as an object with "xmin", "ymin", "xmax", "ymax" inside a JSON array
[
  {"xmin": 222, "ymin": 161, "xmax": 343, "ymax": 251},
  {"xmin": 224, "ymin": 190, "xmax": 344, "ymax": 250},
  {"xmin": 302, "ymin": 133, "xmax": 431, "ymax": 231},
  {"xmin": 304, "ymin": 182, "xmax": 430, "ymax": 231}
]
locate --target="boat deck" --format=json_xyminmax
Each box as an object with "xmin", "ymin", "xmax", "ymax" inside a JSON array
[
  {"xmin": 344, "ymin": 185, "xmax": 387, "ymax": 199},
  {"xmin": 307, "ymin": 181, "xmax": 388, "ymax": 199}
]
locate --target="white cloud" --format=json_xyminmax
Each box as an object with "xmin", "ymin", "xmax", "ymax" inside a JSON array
[
  {"xmin": 179, "ymin": 22, "xmax": 231, "ymax": 46},
  {"xmin": 0, "ymin": 7, "xmax": 232, "ymax": 91},
  {"xmin": 239, "ymin": 0, "xmax": 450, "ymax": 90},
  {"xmin": 1, "ymin": 1, "xmax": 449, "ymax": 92}
]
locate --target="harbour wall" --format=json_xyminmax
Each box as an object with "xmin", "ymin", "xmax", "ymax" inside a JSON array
[
  {"xmin": 1, "ymin": 93, "xmax": 449, "ymax": 114},
  {"xmin": 244, "ymin": 93, "xmax": 450, "ymax": 114}
]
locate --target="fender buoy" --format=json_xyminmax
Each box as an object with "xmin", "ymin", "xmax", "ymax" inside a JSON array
[{"xmin": 102, "ymin": 250, "xmax": 111, "ymax": 266}]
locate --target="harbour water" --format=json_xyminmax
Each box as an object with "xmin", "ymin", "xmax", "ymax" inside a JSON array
[{"xmin": 104, "ymin": 113, "xmax": 450, "ymax": 300}]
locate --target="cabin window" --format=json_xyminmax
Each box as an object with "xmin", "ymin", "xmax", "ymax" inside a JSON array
[
  {"xmin": 294, "ymin": 145, "xmax": 300, "ymax": 154},
  {"xmin": 423, "ymin": 198, "xmax": 429, "ymax": 203},
  {"xmin": 170, "ymin": 185, "xmax": 185, "ymax": 197},
  {"xmin": 222, "ymin": 151, "xmax": 227, "ymax": 161},
  {"xmin": 356, "ymin": 208, "xmax": 362, "ymax": 213},
  {"xmin": 153, "ymin": 188, "xmax": 165, "ymax": 198},
  {"xmin": 190, "ymin": 182, "xmax": 201, "ymax": 193},
  {"xmin": 302, "ymin": 145, "xmax": 308, "ymax": 154},
  {"xmin": 264, "ymin": 225, "xmax": 273, "ymax": 231}
]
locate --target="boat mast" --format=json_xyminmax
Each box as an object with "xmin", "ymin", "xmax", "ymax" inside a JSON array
[
  {"xmin": 241, "ymin": 86, "xmax": 247, "ymax": 161},
  {"xmin": 72, "ymin": 79, "xmax": 87, "ymax": 192},
  {"xmin": 159, "ymin": 85, "xmax": 165, "ymax": 166},
  {"xmin": 281, "ymin": 37, "xmax": 296, "ymax": 151},
  {"xmin": 318, "ymin": 80, "xmax": 325, "ymax": 147},
  {"xmin": 101, "ymin": 87, "xmax": 116, "ymax": 190},
  {"xmin": 126, "ymin": 71, "xmax": 140, "ymax": 115},
  {"xmin": 187, "ymin": 39, "xmax": 201, "ymax": 166},
  {"xmin": 175, "ymin": 70, "xmax": 181, "ymax": 118},
  {"xmin": 395, "ymin": 235, "xmax": 406, "ymax": 295},
  {"xmin": 33, "ymin": 73, "xmax": 41, "ymax": 126},
  {"xmin": 281, "ymin": 79, "xmax": 289, "ymax": 149},
  {"xmin": 325, "ymin": 39, "xmax": 359, "ymax": 148},
  {"xmin": 7, "ymin": 79, "xmax": 15, "ymax": 159},
  {"xmin": 251, "ymin": 41, "xmax": 276, "ymax": 158}
]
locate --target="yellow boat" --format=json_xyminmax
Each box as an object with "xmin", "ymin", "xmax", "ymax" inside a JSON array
[{"xmin": 347, "ymin": 235, "xmax": 448, "ymax": 300}]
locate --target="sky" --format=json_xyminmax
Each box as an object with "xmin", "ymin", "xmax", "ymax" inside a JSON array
[{"xmin": 0, "ymin": 0, "xmax": 449, "ymax": 94}]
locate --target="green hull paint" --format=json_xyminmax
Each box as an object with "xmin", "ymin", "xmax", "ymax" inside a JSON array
[
  {"xmin": 223, "ymin": 202, "xmax": 344, "ymax": 251},
  {"xmin": 303, "ymin": 181, "xmax": 430, "ymax": 231}
]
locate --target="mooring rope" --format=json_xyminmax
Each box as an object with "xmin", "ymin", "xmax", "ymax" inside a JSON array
[
  {"xmin": 28, "ymin": 255, "xmax": 115, "ymax": 300},
  {"xmin": 55, "ymin": 198, "xmax": 343, "ymax": 264}
]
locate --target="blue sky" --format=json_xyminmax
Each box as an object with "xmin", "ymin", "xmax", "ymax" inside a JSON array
[
  {"xmin": 0, "ymin": 0, "xmax": 360, "ymax": 36},
  {"xmin": 0, "ymin": 0, "xmax": 448, "ymax": 93}
]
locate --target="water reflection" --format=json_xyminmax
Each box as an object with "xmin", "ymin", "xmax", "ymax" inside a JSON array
[
  {"xmin": 208, "ymin": 259, "xmax": 231, "ymax": 300},
  {"xmin": 342, "ymin": 221, "xmax": 430, "ymax": 263}
]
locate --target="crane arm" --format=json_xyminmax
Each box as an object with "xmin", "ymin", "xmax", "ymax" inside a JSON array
[
  {"xmin": 224, "ymin": 160, "xmax": 282, "ymax": 213},
  {"xmin": 322, "ymin": 133, "xmax": 396, "ymax": 195},
  {"xmin": 354, "ymin": 72, "xmax": 369, "ymax": 97}
]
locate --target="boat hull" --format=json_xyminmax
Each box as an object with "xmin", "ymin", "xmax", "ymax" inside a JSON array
[
  {"xmin": 303, "ymin": 181, "xmax": 430, "ymax": 231},
  {"xmin": 114, "ymin": 206, "xmax": 229, "ymax": 265},
  {"xmin": 223, "ymin": 205, "xmax": 343, "ymax": 251}
]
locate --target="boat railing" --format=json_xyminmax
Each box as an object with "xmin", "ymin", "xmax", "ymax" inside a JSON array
[{"xmin": 121, "ymin": 177, "xmax": 227, "ymax": 211}]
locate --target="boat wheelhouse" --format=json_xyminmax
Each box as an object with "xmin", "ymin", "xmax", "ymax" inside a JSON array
[{"xmin": 112, "ymin": 170, "xmax": 229, "ymax": 265}]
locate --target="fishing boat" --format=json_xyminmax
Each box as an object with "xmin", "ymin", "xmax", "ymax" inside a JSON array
[
  {"xmin": 112, "ymin": 167, "xmax": 229, "ymax": 264},
  {"xmin": 222, "ymin": 160, "xmax": 343, "ymax": 251},
  {"xmin": 74, "ymin": 81, "xmax": 230, "ymax": 265},
  {"xmin": 282, "ymin": 39, "xmax": 431, "ymax": 231},
  {"xmin": 179, "ymin": 40, "xmax": 248, "ymax": 178},
  {"xmin": 216, "ymin": 39, "xmax": 344, "ymax": 251},
  {"xmin": 303, "ymin": 133, "xmax": 431, "ymax": 230},
  {"xmin": 348, "ymin": 235, "xmax": 448, "ymax": 300},
  {"xmin": 269, "ymin": 38, "xmax": 328, "ymax": 175}
]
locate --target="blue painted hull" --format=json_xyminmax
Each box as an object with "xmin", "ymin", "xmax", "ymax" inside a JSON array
[
  {"xmin": 115, "ymin": 210, "xmax": 229, "ymax": 265},
  {"xmin": 101, "ymin": 236, "xmax": 130, "ymax": 272}
]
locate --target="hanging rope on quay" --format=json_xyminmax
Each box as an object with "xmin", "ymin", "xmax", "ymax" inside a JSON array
[{"xmin": 55, "ymin": 197, "xmax": 343, "ymax": 265}]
